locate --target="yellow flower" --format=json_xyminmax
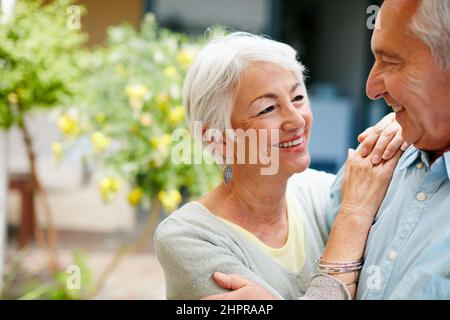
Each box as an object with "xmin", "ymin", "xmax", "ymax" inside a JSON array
[
  {"xmin": 168, "ymin": 105, "xmax": 185, "ymax": 125},
  {"xmin": 91, "ymin": 131, "xmax": 111, "ymax": 152},
  {"xmin": 129, "ymin": 124, "xmax": 139, "ymax": 135},
  {"xmin": 99, "ymin": 177, "xmax": 121, "ymax": 202},
  {"xmin": 163, "ymin": 66, "xmax": 177, "ymax": 79},
  {"xmin": 155, "ymin": 93, "xmax": 171, "ymax": 112},
  {"xmin": 158, "ymin": 189, "xmax": 182, "ymax": 212},
  {"xmin": 57, "ymin": 114, "xmax": 80, "ymax": 137},
  {"xmin": 7, "ymin": 92, "xmax": 18, "ymax": 104},
  {"xmin": 150, "ymin": 134, "xmax": 172, "ymax": 155},
  {"xmin": 162, "ymin": 133, "xmax": 172, "ymax": 146},
  {"xmin": 127, "ymin": 188, "xmax": 144, "ymax": 207},
  {"xmin": 125, "ymin": 84, "xmax": 148, "ymax": 100},
  {"xmin": 51, "ymin": 142, "xmax": 63, "ymax": 161},
  {"xmin": 177, "ymin": 48, "xmax": 195, "ymax": 67},
  {"xmin": 140, "ymin": 113, "xmax": 152, "ymax": 127}
]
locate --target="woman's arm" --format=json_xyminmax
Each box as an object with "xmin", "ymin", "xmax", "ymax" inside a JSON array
[
  {"xmin": 154, "ymin": 220, "xmax": 282, "ymax": 300},
  {"xmin": 203, "ymin": 148, "xmax": 402, "ymax": 300},
  {"xmin": 321, "ymin": 148, "xmax": 403, "ymax": 298},
  {"xmin": 203, "ymin": 115, "xmax": 406, "ymax": 300}
]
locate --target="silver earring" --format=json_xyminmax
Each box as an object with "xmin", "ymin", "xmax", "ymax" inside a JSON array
[{"xmin": 223, "ymin": 165, "xmax": 233, "ymax": 184}]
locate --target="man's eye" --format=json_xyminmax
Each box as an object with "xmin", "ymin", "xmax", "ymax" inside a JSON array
[
  {"xmin": 258, "ymin": 106, "xmax": 275, "ymax": 116},
  {"xmin": 292, "ymin": 95, "xmax": 304, "ymax": 102},
  {"xmin": 381, "ymin": 56, "xmax": 400, "ymax": 65}
]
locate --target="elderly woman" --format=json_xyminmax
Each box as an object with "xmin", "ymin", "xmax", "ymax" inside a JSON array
[{"xmin": 155, "ymin": 32, "xmax": 407, "ymax": 300}]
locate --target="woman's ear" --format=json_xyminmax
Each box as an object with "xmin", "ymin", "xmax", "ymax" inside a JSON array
[{"xmin": 203, "ymin": 126, "xmax": 227, "ymax": 160}]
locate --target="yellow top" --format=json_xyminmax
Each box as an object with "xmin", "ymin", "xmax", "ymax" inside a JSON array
[{"xmin": 218, "ymin": 188, "xmax": 306, "ymax": 273}]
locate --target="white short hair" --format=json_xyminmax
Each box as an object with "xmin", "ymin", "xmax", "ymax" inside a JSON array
[
  {"xmin": 183, "ymin": 32, "xmax": 305, "ymax": 135},
  {"xmin": 410, "ymin": 0, "xmax": 450, "ymax": 68}
]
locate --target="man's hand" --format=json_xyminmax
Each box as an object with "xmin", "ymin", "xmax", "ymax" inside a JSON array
[
  {"xmin": 201, "ymin": 272, "xmax": 279, "ymax": 300},
  {"xmin": 358, "ymin": 112, "xmax": 410, "ymax": 164}
]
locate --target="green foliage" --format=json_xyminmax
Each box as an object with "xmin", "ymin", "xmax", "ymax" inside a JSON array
[
  {"xmin": 57, "ymin": 14, "xmax": 220, "ymax": 211},
  {"xmin": 2, "ymin": 250, "xmax": 93, "ymax": 300},
  {"xmin": 0, "ymin": 0, "xmax": 86, "ymax": 129},
  {"xmin": 20, "ymin": 251, "xmax": 92, "ymax": 300}
]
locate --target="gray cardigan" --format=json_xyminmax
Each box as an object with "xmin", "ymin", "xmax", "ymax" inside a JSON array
[{"xmin": 154, "ymin": 169, "xmax": 350, "ymax": 300}]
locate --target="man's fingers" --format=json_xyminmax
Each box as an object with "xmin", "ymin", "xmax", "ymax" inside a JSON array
[
  {"xmin": 384, "ymin": 148, "xmax": 403, "ymax": 170},
  {"xmin": 212, "ymin": 272, "xmax": 253, "ymax": 291},
  {"xmin": 381, "ymin": 132, "xmax": 404, "ymax": 160},
  {"xmin": 358, "ymin": 127, "xmax": 372, "ymax": 142},
  {"xmin": 370, "ymin": 124, "xmax": 397, "ymax": 164},
  {"xmin": 358, "ymin": 113, "xmax": 396, "ymax": 156},
  {"xmin": 358, "ymin": 130, "xmax": 380, "ymax": 157},
  {"xmin": 401, "ymin": 141, "xmax": 410, "ymax": 151},
  {"xmin": 376, "ymin": 112, "xmax": 396, "ymax": 130}
]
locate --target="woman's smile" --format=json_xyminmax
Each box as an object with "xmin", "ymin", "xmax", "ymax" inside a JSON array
[{"xmin": 274, "ymin": 135, "xmax": 308, "ymax": 153}]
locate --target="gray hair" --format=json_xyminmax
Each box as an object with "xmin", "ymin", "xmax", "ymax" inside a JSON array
[
  {"xmin": 410, "ymin": 0, "xmax": 450, "ymax": 68},
  {"xmin": 183, "ymin": 32, "xmax": 305, "ymax": 135}
]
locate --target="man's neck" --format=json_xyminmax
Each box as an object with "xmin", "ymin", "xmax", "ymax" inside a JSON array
[{"xmin": 427, "ymin": 147, "xmax": 450, "ymax": 165}]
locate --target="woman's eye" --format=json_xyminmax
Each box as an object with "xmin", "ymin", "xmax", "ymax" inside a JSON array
[
  {"xmin": 258, "ymin": 106, "xmax": 275, "ymax": 116},
  {"xmin": 292, "ymin": 95, "xmax": 304, "ymax": 102}
]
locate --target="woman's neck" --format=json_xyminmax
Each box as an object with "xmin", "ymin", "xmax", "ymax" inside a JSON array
[
  {"xmin": 227, "ymin": 167, "xmax": 287, "ymax": 223},
  {"xmin": 200, "ymin": 166, "xmax": 290, "ymax": 247}
]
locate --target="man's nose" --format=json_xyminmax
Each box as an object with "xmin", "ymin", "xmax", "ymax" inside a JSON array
[{"xmin": 366, "ymin": 63, "xmax": 387, "ymax": 100}]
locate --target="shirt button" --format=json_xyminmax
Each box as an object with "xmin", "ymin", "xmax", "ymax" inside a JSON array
[
  {"xmin": 416, "ymin": 162, "xmax": 424, "ymax": 169},
  {"xmin": 416, "ymin": 192, "xmax": 427, "ymax": 202},
  {"xmin": 388, "ymin": 250, "xmax": 397, "ymax": 261}
]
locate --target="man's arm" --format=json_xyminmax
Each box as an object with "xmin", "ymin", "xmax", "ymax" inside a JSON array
[{"xmin": 203, "ymin": 272, "xmax": 350, "ymax": 300}]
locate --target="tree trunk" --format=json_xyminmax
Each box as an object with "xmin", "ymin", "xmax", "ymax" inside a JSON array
[
  {"xmin": 17, "ymin": 116, "xmax": 60, "ymax": 273},
  {"xmin": 0, "ymin": 132, "xmax": 7, "ymax": 292}
]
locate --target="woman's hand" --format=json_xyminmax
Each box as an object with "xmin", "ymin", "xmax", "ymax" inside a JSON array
[
  {"xmin": 340, "ymin": 147, "xmax": 402, "ymax": 223},
  {"xmin": 358, "ymin": 113, "xmax": 410, "ymax": 165},
  {"xmin": 322, "ymin": 147, "xmax": 403, "ymax": 298}
]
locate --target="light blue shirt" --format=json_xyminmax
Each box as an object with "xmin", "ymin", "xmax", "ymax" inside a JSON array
[{"xmin": 327, "ymin": 146, "xmax": 450, "ymax": 299}]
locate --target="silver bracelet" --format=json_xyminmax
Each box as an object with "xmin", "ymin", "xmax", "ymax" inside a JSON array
[{"xmin": 315, "ymin": 256, "xmax": 364, "ymax": 274}]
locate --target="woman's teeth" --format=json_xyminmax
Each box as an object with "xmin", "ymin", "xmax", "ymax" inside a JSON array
[
  {"xmin": 277, "ymin": 136, "xmax": 305, "ymax": 148},
  {"xmin": 392, "ymin": 105, "xmax": 405, "ymax": 113}
]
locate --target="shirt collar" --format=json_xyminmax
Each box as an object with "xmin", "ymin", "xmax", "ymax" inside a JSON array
[
  {"xmin": 398, "ymin": 146, "xmax": 421, "ymax": 170},
  {"xmin": 444, "ymin": 151, "xmax": 450, "ymax": 181},
  {"xmin": 398, "ymin": 146, "xmax": 450, "ymax": 181}
]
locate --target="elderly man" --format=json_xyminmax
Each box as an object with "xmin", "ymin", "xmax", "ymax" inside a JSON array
[
  {"xmin": 206, "ymin": 0, "xmax": 450, "ymax": 299},
  {"xmin": 335, "ymin": 0, "xmax": 450, "ymax": 299}
]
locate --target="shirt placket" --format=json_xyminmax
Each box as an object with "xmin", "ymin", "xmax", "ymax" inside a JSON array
[{"xmin": 366, "ymin": 159, "xmax": 442, "ymax": 299}]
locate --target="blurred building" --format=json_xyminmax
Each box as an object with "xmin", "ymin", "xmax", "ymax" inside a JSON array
[
  {"xmin": 5, "ymin": 0, "xmax": 391, "ymax": 236},
  {"xmin": 74, "ymin": 0, "xmax": 390, "ymax": 172},
  {"xmin": 151, "ymin": 0, "xmax": 389, "ymax": 172}
]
